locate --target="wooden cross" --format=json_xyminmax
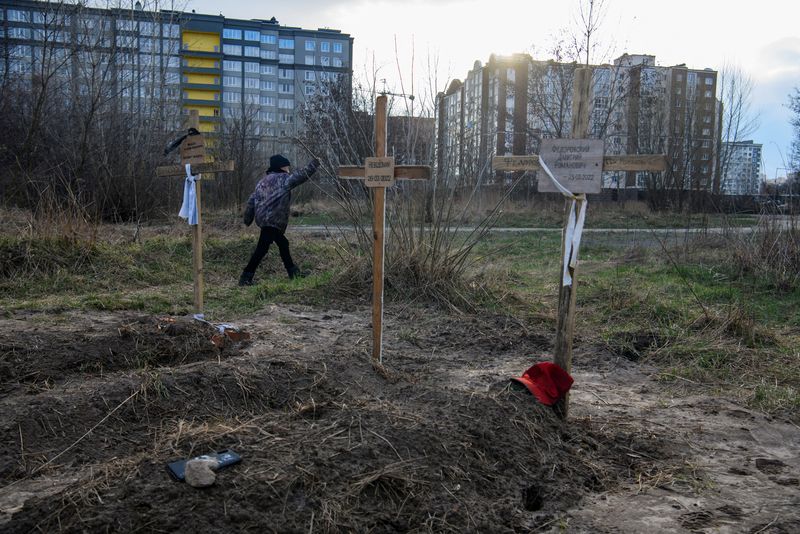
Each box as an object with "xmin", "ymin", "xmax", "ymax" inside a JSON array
[
  {"xmin": 336, "ymin": 95, "xmax": 431, "ymax": 363},
  {"xmin": 493, "ymin": 68, "xmax": 667, "ymax": 418},
  {"xmin": 156, "ymin": 110, "xmax": 235, "ymax": 316}
]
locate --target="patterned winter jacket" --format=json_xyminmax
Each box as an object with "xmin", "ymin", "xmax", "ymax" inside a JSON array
[{"xmin": 243, "ymin": 159, "xmax": 319, "ymax": 232}]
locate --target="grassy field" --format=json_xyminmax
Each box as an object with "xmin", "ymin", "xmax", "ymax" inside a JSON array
[{"xmin": 1, "ymin": 209, "xmax": 797, "ymax": 418}]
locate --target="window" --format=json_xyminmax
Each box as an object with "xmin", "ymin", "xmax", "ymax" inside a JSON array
[
  {"xmin": 260, "ymin": 64, "xmax": 275, "ymax": 75},
  {"xmin": 140, "ymin": 38, "xmax": 156, "ymax": 53},
  {"xmin": 223, "ymin": 76, "xmax": 241, "ymax": 87},
  {"xmin": 261, "ymin": 50, "xmax": 277, "ymax": 60},
  {"xmin": 162, "ymin": 39, "xmax": 180, "ymax": 54},
  {"xmin": 8, "ymin": 27, "xmax": 31, "ymax": 39},
  {"xmin": 260, "ymin": 96, "xmax": 276, "ymax": 106},
  {"xmin": 140, "ymin": 22, "xmax": 156, "ymax": 36},
  {"xmin": 704, "ymin": 77, "xmax": 713, "ymax": 86},
  {"xmin": 703, "ymin": 115, "xmax": 712, "ymax": 124},
  {"xmin": 676, "ymin": 73, "xmax": 683, "ymax": 82},
  {"xmin": 260, "ymin": 80, "xmax": 275, "ymax": 91},
  {"xmin": 279, "ymin": 54, "xmax": 293, "ymax": 64},
  {"xmin": 223, "ymin": 60, "xmax": 241, "ymax": 72},
  {"xmin": 223, "ymin": 28, "xmax": 242, "ymax": 40},
  {"xmin": 279, "ymin": 83, "xmax": 293, "ymax": 94},
  {"xmin": 702, "ymin": 140, "xmax": 711, "ymax": 148},
  {"xmin": 279, "ymin": 38, "xmax": 294, "ymax": 49},
  {"xmin": 8, "ymin": 10, "xmax": 29, "ymax": 22},
  {"xmin": 244, "ymin": 61, "xmax": 259, "ymax": 73},
  {"xmin": 304, "ymin": 84, "xmax": 315, "ymax": 96},
  {"xmin": 304, "ymin": 71, "xmax": 315, "ymax": 81},
  {"xmin": 261, "ymin": 34, "xmax": 277, "ymax": 45},
  {"xmin": 321, "ymin": 41, "xmax": 330, "ymax": 52},
  {"xmin": 244, "ymin": 46, "xmax": 259, "ymax": 57},
  {"xmin": 701, "ymin": 165, "xmax": 709, "ymax": 173},
  {"xmin": 333, "ymin": 58, "xmax": 343, "ymax": 68},
  {"xmin": 278, "ymin": 98, "xmax": 294, "ymax": 109},
  {"xmin": 163, "ymin": 24, "xmax": 180, "ymax": 38},
  {"xmin": 223, "ymin": 92, "xmax": 241, "ymax": 103},
  {"xmin": 704, "ymin": 90, "xmax": 712, "ymax": 98},
  {"xmin": 702, "ymin": 128, "xmax": 711, "ymax": 136},
  {"xmin": 245, "ymin": 77, "xmax": 259, "ymax": 89},
  {"xmin": 223, "ymin": 44, "xmax": 242, "ymax": 56},
  {"xmin": 278, "ymin": 68, "xmax": 294, "ymax": 79},
  {"xmin": 333, "ymin": 42, "xmax": 343, "ymax": 53},
  {"xmin": 244, "ymin": 30, "xmax": 259, "ymax": 41},
  {"xmin": 279, "ymin": 113, "xmax": 293, "ymax": 124},
  {"xmin": 305, "ymin": 55, "xmax": 314, "ymax": 65},
  {"xmin": 244, "ymin": 93, "xmax": 258, "ymax": 104},
  {"xmin": 305, "ymin": 40, "xmax": 315, "ymax": 51},
  {"xmin": 166, "ymin": 56, "xmax": 180, "ymax": 69},
  {"xmin": 675, "ymin": 87, "xmax": 682, "ymax": 95}
]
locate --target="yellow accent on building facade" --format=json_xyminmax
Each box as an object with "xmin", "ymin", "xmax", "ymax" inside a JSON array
[
  {"xmin": 181, "ymin": 31, "xmax": 220, "ymax": 53},
  {"xmin": 185, "ymin": 73, "xmax": 219, "ymax": 86},
  {"xmin": 181, "ymin": 31, "xmax": 221, "ymax": 133}
]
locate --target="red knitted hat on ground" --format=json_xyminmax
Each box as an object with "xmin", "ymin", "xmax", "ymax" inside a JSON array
[{"xmin": 511, "ymin": 362, "xmax": 574, "ymax": 406}]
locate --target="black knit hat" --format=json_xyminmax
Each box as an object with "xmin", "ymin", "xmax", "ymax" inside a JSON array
[{"xmin": 268, "ymin": 154, "xmax": 291, "ymax": 172}]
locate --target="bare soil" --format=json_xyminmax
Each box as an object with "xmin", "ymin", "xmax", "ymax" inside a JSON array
[{"xmin": 0, "ymin": 305, "xmax": 797, "ymax": 533}]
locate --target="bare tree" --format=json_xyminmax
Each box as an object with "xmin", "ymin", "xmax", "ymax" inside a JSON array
[
  {"xmin": 714, "ymin": 64, "xmax": 760, "ymax": 194},
  {"xmin": 788, "ymin": 88, "xmax": 800, "ymax": 174}
]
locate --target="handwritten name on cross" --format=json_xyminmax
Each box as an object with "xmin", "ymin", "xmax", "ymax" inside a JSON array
[
  {"xmin": 493, "ymin": 67, "xmax": 668, "ymax": 418},
  {"xmin": 156, "ymin": 110, "xmax": 235, "ymax": 316},
  {"xmin": 336, "ymin": 95, "xmax": 431, "ymax": 363}
]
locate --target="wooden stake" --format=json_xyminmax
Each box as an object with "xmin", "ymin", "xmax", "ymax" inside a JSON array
[
  {"xmin": 187, "ymin": 110, "xmax": 204, "ymax": 315},
  {"xmin": 372, "ymin": 95, "xmax": 388, "ymax": 362},
  {"xmin": 553, "ymin": 67, "xmax": 592, "ymax": 418}
]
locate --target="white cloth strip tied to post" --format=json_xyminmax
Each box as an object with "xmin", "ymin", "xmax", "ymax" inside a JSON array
[
  {"xmin": 538, "ymin": 158, "xmax": 588, "ymax": 287},
  {"xmin": 179, "ymin": 163, "xmax": 199, "ymax": 226}
]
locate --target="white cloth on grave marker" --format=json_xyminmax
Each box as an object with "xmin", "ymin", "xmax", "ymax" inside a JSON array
[
  {"xmin": 179, "ymin": 163, "xmax": 199, "ymax": 226},
  {"xmin": 539, "ymin": 158, "xmax": 588, "ymax": 287}
]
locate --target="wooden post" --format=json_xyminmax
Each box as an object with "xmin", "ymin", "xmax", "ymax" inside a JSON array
[
  {"xmin": 372, "ymin": 95, "xmax": 388, "ymax": 362},
  {"xmin": 156, "ymin": 112, "xmax": 235, "ymax": 318},
  {"xmin": 186, "ymin": 111, "xmax": 205, "ymax": 315},
  {"xmin": 553, "ymin": 68, "xmax": 592, "ymax": 418},
  {"xmin": 335, "ymin": 96, "xmax": 431, "ymax": 363}
]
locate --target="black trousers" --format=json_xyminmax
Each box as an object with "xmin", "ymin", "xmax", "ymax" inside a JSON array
[{"xmin": 244, "ymin": 226, "xmax": 295, "ymax": 274}]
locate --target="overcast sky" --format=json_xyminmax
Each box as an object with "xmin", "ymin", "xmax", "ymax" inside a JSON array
[{"xmin": 188, "ymin": 0, "xmax": 799, "ymax": 180}]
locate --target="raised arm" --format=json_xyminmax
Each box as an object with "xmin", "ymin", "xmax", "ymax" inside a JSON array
[{"xmin": 286, "ymin": 159, "xmax": 320, "ymax": 189}]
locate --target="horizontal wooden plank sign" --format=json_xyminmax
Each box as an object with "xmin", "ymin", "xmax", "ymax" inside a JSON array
[
  {"xmin": 537, "ymin": 139, "xmax": 604, "ymax": 194},
  {"xmin": 364, "ymin": 156, "xmax": 395, "ymax": 188}
]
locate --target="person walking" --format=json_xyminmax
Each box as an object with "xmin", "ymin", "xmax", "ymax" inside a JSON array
[{"xmin": 239, "ymin": 154, "xmax": 320, "ymax": 286}]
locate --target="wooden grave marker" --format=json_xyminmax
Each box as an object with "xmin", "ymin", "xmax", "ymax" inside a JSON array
[
  {"xmin": 336, "ymin": 95, "xmax": 431, "ymax": 363},
  {"xmin": 156, "ymin": 110, "xmax": 235, "ymax": 316},
  {"xmin": 493, "ymin": 67, "xmax": 667, "ymax": 418}
]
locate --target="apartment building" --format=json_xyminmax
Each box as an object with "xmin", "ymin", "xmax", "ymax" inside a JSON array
[
  {"xmin": 720, "ymin": 140, "xmax": 763, "ymax": 195},
  {"xmin": 0, "ymin": 0, "xmax": 352, "ymax": 156},
  {"xmin": 437, "ymin": 52, "xmax": 721, "ymax": 192}
]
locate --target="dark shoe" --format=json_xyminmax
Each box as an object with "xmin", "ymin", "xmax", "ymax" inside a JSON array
[
  {"xmin": 287, "ymin": 266, "xmax": 309, "ymax": 279},
  {"xmin": 238, "ymin": 271, "xmax": 255, "ymax": 286}
]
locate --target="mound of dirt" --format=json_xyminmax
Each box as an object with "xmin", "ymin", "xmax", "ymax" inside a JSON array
[
  {"xmin": 0, "ymin": 314, "xmax": 245, "ymax": 395},
  {"xmin": 0, "ymin": 307, "xmax": 674, "ymax": 532}
]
